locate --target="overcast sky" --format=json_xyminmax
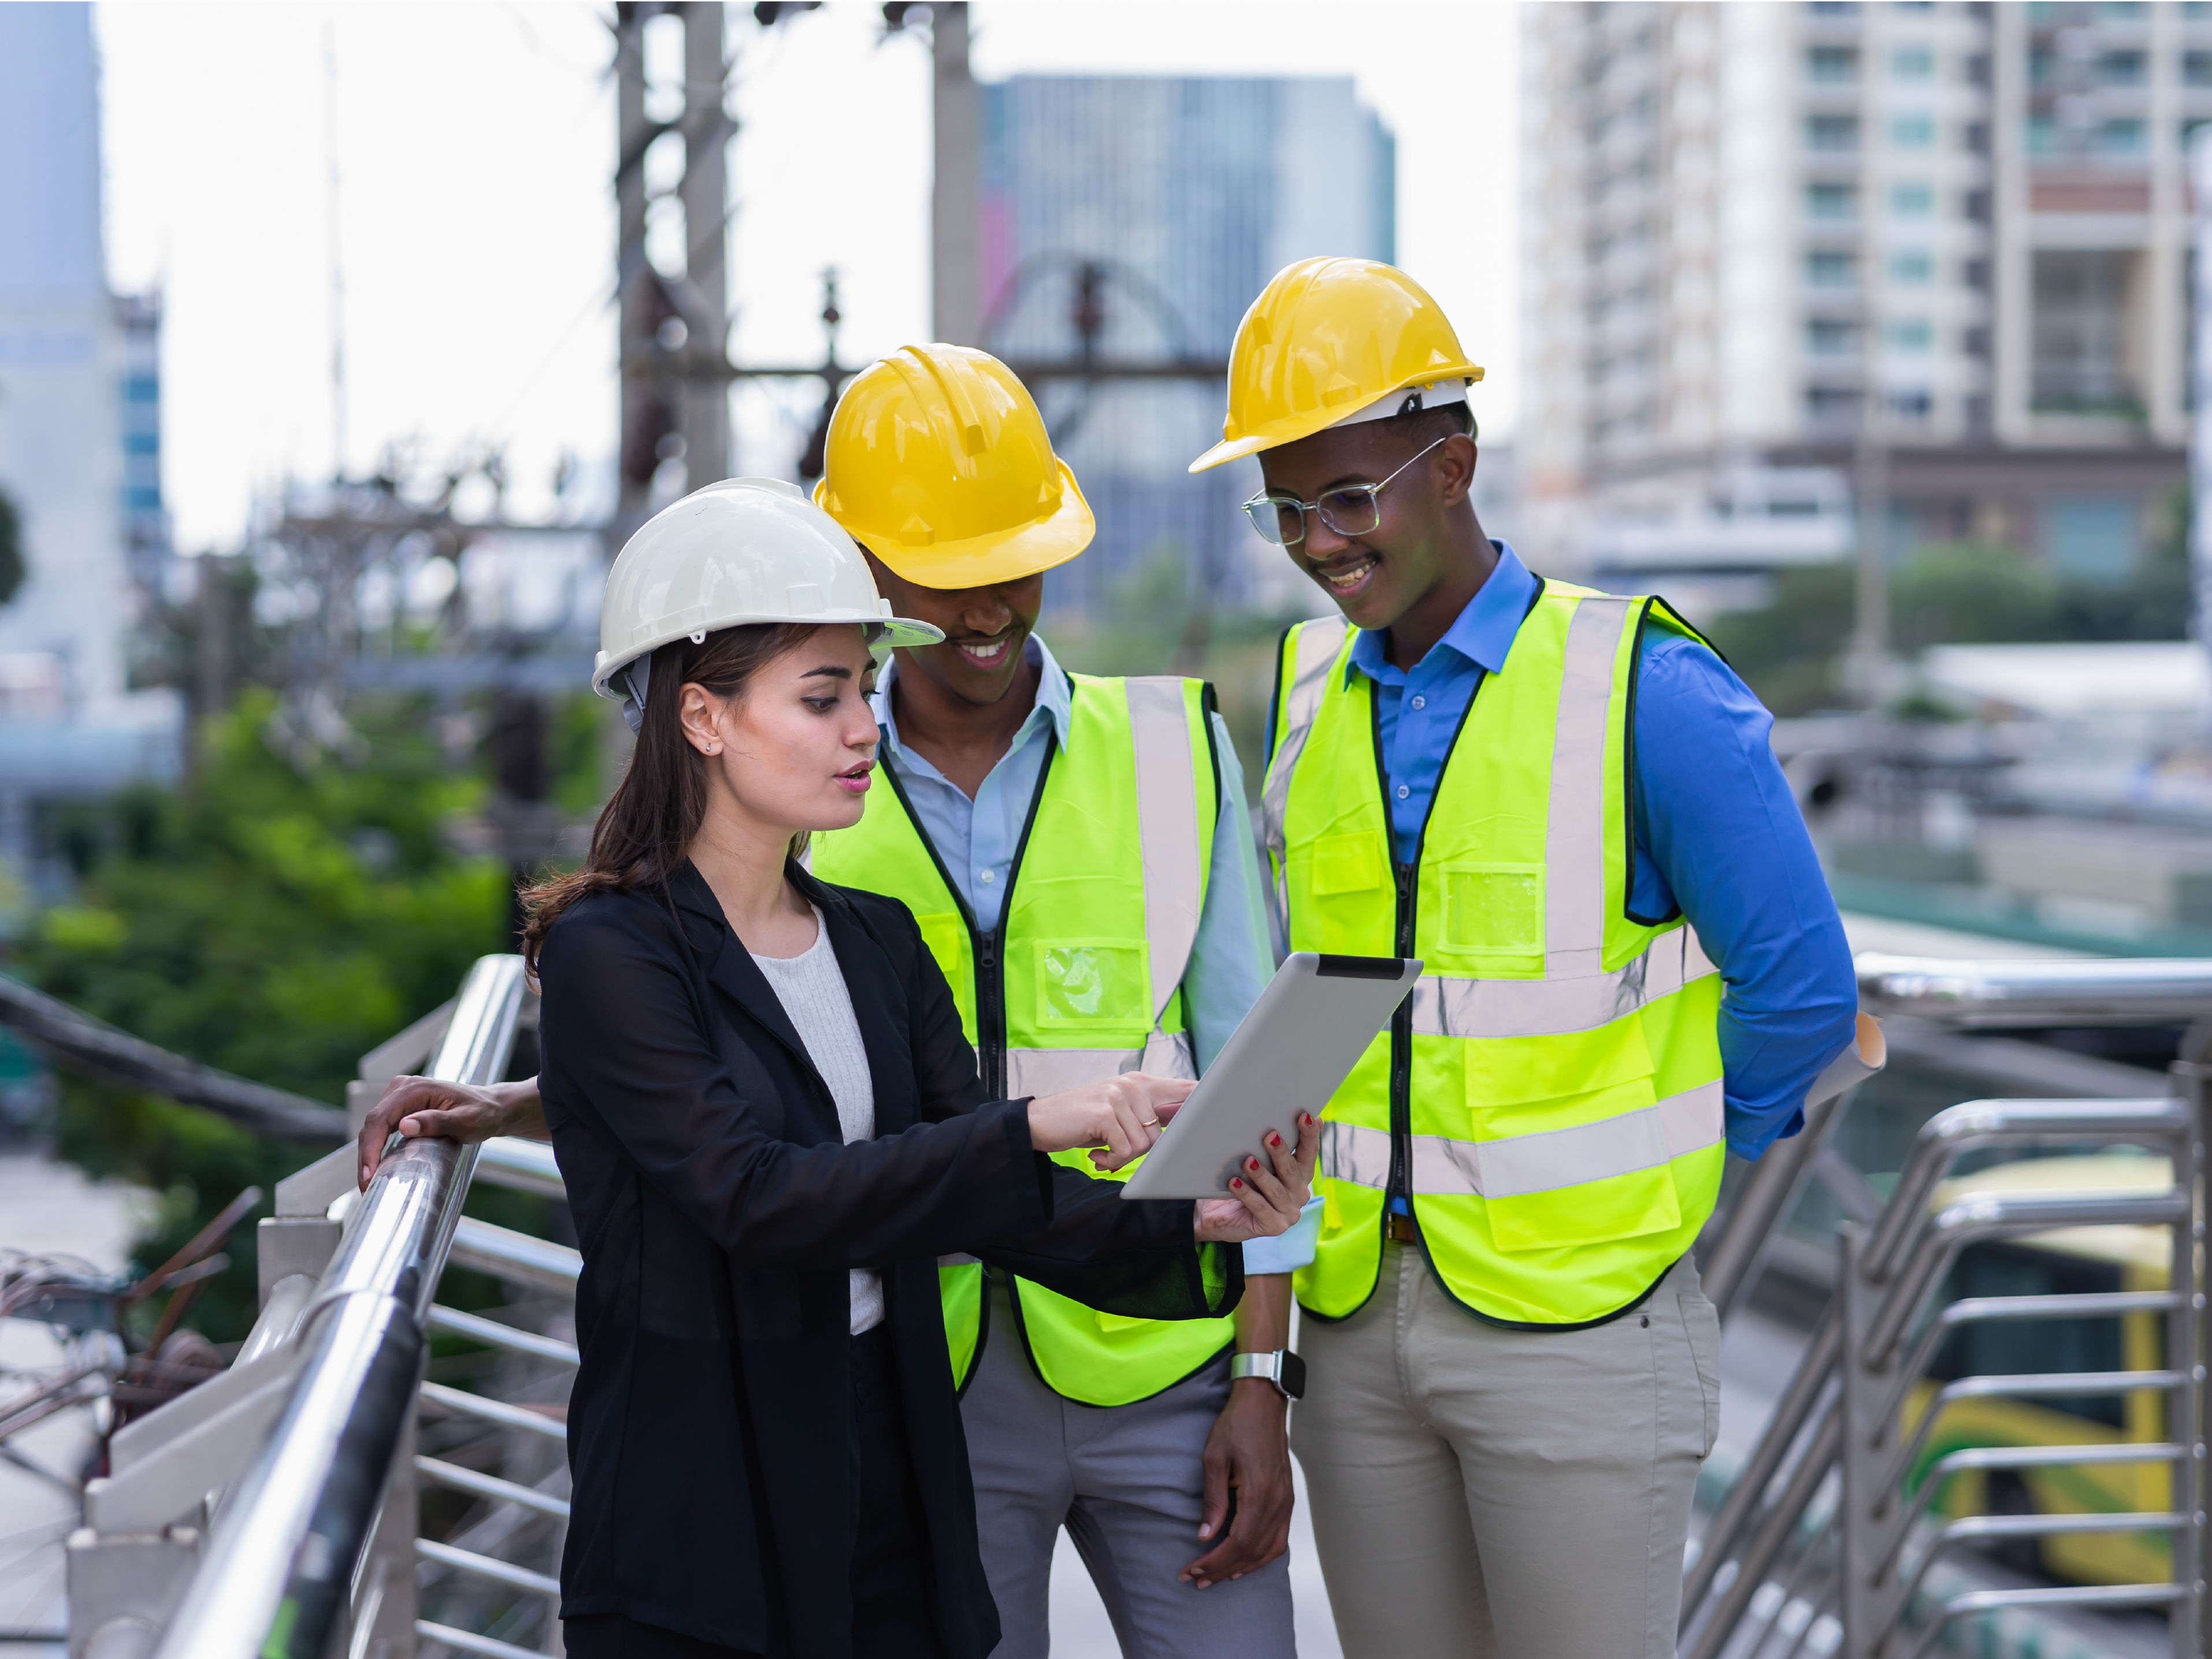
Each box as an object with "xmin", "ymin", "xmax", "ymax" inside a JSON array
[{"xmin": 95, "ymin": 2, "xmax": 1518, "ymax": 554}]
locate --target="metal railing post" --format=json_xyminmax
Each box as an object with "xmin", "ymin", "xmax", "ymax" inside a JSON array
[
  {"xmin": 2178, "ymin": 1057, "xmax": 2212, "ymax": 1659},
  {"xmin": 1837, "ymin": 1222, "xmax": 1882, "ymax": 1659}
]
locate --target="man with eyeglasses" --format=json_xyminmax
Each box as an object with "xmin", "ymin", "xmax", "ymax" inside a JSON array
[{"xmin": 1191, "ymin": 257, "xmax": 1858, "ymax": 1659}]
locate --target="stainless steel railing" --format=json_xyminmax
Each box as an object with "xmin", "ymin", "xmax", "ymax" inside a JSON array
[
  {"xmin": 64, "ymin": 954, "xmax": 569, "ymax": 1659},
  {"xmin": 1685, "ymin": 952, "xmax": 2212, "ymax": 1659}
]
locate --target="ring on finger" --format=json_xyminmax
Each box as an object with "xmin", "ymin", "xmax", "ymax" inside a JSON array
[{"xmin": 1140, "ymin": 1116, "xmax": 1160, "ymax": 1127}]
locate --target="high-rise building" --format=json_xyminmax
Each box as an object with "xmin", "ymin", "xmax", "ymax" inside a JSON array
[
  {"xmin": 977, "ymin": 75, "xmax": 1395, "ymax": 622},
  {"xmin": 0, "ymin": 2, "xmax": 180, "ymax": 885},
  {"xmin": 1520, "ymin": 1, "xmax": 2203, "ymax": 596}
]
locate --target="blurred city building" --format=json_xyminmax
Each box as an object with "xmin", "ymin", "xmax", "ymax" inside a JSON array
[
  {"xmin": 1520, "ymin": 0, "xmax": 2202, "ymax": 611},
  {"xmin": 0, "ymin": 1, "xmax": 183, "ymax": 896},
  {"xmin": 974, "ymin": 74, "xmax": 1395, "ymax": 625}
]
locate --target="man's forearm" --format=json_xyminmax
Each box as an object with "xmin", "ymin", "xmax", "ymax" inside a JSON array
[
  {"xmin": 1234, "ymin": 1271, "xmax": 1292, "ymax": 1354},
  {"xmin": 496, "ymin": 1077, "xmax": 550, "ymax": 1139}
]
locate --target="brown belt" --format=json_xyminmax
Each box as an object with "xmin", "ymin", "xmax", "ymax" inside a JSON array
[{"xmin": 1386, "ymin": 1213, "xmax": 1421, "ymax": 1245}]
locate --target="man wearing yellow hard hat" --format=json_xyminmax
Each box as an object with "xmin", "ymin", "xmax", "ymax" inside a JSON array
[
  {"xmin": 810, "ymin": 343, "xmax": 1311, "ymax": 1658},
  {"xmin": 1196, "ymin": 258, "xmax": 1858, "ymax": 1657}
]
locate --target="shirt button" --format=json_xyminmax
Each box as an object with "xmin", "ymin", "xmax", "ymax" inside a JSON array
[
  {"xmin": 1410, "ymin": 695, "xmax": 1426, "ymax": 710},
  {"xmin": 980, "ymin": 869, "xmax": 996, "ymax": 883},
  {"xmin": 1396, "ymin": 784, "xmax": 1411, "ymax": 800}
]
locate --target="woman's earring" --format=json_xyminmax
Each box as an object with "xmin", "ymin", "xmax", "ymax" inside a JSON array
[{"xmin": 704, "ymin": 743, "xmax": 721, "ymax": 755}]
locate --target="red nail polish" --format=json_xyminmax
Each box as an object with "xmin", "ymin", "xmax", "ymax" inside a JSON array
[
  {"xmin": 1230, "ymin": 1178, "xmax": 1244, "ymax": 1190},
  {"xmin": 1267, "ymin": 1133, "xmax": 1282, "ymax": 1147}
]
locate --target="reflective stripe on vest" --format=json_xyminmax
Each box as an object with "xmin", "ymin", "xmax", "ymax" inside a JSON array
[
  {"xmin": 1317, "ymin": 1078, "xmax": 1722, "ymax": 1198},
  {"xmin": 1270, "ymin": 584, "xmax": 1727, "ymax": 1327},
  {"xmin": 808, "ymin": 670, "xmax": 1231, "ymax": 1401}
]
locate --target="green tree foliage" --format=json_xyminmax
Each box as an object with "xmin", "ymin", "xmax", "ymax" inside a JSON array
[
  {"xmin": 19, "ymin": 691, "xmax": 509, "ymax": 1339},
  {"xmin": 0, "ymin": 488, "xmax": 22, "ymax": 607},
  {"xmin": 1705, "ymin": 518, "xmax": 2192, "ymax": 717}
]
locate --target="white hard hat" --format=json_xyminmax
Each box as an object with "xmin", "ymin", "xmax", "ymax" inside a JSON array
[{"xmin": 592, "ymin": 477, "xmax": 943, "ymax": 717}]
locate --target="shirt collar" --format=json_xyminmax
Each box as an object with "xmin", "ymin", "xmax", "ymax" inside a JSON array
[
  {"xmin": 1345, "ymin": 540, "xmax": 1538, "ymax": 687},
  {"xmin": 873, "ymin": 630, "xmax": 1072, "ymax": 762}
]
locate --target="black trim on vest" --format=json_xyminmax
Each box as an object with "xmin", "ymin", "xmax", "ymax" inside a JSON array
[
  {"xmin": 1420, "ymin": 1246, "xmax": 1683, "ymax": 1333},
  {"xmin": 1620, "ymin": 597, "xmax": 1683, "ymax": 929},
  {"xmin": 996, "ymin": 1275, "xmax": 1235, "ymax": 1408},
  {"xmin": 952, "ymin": 1268, "xmax": 992, "ymax": 1401},
  {"xmin": 1199, "ymin": 681, "xmax": 1224, "ymax": 818},
  {"xmin": 1265, "ymin": 626, "xmax": 1291, "ymax": 771}
]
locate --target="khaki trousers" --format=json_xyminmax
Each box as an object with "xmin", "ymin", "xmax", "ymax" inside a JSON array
[{"xmin": 1291, "ymin": 1242, "xmax": 1720, "ymax": 1659}]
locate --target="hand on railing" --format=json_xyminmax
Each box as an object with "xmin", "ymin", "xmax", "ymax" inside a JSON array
[{"xmin": 357, "ymin": 1075, "xmax": 548, "ymax": 1189}]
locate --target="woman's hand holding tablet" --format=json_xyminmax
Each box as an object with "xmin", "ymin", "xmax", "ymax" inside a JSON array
[{"xmin": 1192, "ymin": 1113, "xmax": 1317, "ymax": 1244}]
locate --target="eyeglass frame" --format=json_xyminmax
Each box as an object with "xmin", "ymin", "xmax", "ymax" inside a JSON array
[{"xmin": 1239, "ymin": 431, "xmax": 1459, "ymax": 548}]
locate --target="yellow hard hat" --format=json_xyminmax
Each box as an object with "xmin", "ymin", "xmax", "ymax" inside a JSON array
[
  {"xmin": 1189, "ymin": 257, "xmax": 1484, "ymax": 474},
  {"xmin": 814, "ymin": 343, "xmax": 1094, "ymax": 589}
]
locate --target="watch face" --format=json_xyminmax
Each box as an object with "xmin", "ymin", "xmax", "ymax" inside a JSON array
[{"xmin": 1280, "ymin": 1350, "xmax": 1307, "ymax": 1401}]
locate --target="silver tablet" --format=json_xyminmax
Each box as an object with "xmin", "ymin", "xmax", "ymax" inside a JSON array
[{"xmin": 1120, "ymin": 952, "xmax": 1422, "ymax": 1201}]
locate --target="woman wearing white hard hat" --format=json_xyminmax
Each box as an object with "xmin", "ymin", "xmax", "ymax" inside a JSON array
[{"xmin": 358, "ymin": 478, "xmax": 1312, "ymax": 1659}]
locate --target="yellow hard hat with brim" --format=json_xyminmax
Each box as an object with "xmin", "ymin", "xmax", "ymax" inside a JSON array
[
  {"xmin": 814, "ymin": 343, "xmax": 1094, "ymax": 589},
  {"xmin": 1189, "ymin": 257, "xmax": 1484, "ymax": 474}
]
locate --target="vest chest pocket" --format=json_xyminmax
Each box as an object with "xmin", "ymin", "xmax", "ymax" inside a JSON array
[
  {"xmin": 1295, "ymin": 830, "xmax": 1389, "ymax": 955},
  {"xmin": 1035, "ymin": 941, "xmax": 1151, "ymax": 1029},
  {"xmin": 1441, "ymin": 862, "xmax": 1546, "ymax": 957}
]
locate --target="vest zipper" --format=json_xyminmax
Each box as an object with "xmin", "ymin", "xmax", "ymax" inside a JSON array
[
  {"xmin": 976, "ymin": 933, "xmax": 1005, "ymax": 1098},
  {"xmin": 877, "ymin": 726, "xmax": 1062, "ymax": 1102},
  {"xmin": 1365, "ymin": 658, "xmax": 1490, "ymax": 1213},
  {"xmin": 1387, "ymin": 858, "xmax": 1416, "ymax": 1203}
]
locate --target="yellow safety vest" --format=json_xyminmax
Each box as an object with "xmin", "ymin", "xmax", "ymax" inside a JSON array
[
  {"xmin": 1263, "ymin": 581, "xmax": 1726, "ymax": 1327},
  {"xmin": 810, "ymin": 670, "xmax": 1237, "ymax": 1402}
]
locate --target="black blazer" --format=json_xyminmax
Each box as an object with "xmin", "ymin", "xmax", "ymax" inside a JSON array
[{"xmin": 536, "ymin": 860, "xmax": 1239, "ymax": 1659}]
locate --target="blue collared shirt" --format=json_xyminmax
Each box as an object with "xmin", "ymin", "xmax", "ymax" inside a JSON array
[
  {"xmin": 873, "ymin": 636, "xmax": 1317, "ymax": 1273},
  {"xmin": 1336, "ymin": 543, "xmax": 1857, "ymax": 1162}
]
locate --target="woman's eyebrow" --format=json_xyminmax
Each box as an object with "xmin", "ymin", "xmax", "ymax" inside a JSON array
[{"xmin": 799, "ymin": 663, "xmax": 854, "ymax": 681}]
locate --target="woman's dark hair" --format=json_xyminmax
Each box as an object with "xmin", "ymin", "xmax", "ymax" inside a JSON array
[{"xmin": 521, "ymin": 621, "xmax": 820, "ymax": 967}]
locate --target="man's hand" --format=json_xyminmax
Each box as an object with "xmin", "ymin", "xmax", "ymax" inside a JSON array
[
  {"xmin": 357, "ymin": 1076, "xmax": 546, "ymax": 1190},
  {"xmin": 1183, "ymin": 1379, "xmax": 1293, "ymax": 1589}
]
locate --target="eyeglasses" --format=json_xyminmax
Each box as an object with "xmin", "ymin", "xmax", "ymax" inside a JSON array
[{"xmin": 1239, "ymin": 433, "xmax": 1454, "ymax": 547}]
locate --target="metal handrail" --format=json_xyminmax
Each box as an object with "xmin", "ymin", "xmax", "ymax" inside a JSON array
[
  {"xmin": 1857, "ymin": 953, "xmax": 2212, "ymax": 1026},
  {"xmin": 151, "ymin": 954, "xmax": 529, "ymax": 1659},
  {"xmin": 1682, "ymin": 1083, "xmax": 2203, "ymax": 1659}
]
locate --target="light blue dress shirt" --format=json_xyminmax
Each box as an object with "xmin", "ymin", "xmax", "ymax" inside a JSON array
[
  {"xmin": 873, "ymin": 636, "xmax": 1318, "ymax": 1273},
  {"xmin": 1335, "ymin": 542, "xmax": 1858, "ymax": 1164}
]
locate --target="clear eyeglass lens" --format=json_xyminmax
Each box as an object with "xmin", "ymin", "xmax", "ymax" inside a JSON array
[
  {"xmin": 1244, "ymin": 497, "xmax": 1304, "ymax": 545},
  {"xmin": 1317, "ymin": 487, "xmax": 1382, "ymax": 536}
]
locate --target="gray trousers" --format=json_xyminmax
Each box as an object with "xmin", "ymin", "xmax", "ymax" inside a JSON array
[
  {"xmin": 962, "ymin": 1286, "xmax": 1298, "ymax": 1659},
  {"xmin": 1291, "ymin": 1242, "xmax": 1720, "ymax": 1659}
]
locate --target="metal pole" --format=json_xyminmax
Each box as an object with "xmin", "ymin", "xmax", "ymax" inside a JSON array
[
  {"xmin": 681, "ymin": 1, "xmax": 732, "ymax": 485},
  {"xmin": 931, "ymin": 2, "xmax": 979, "ymax": 344},
  {"xmin": 2190, "ymin": 127, "xmax": 2212, "ymax": 732},
  {"xmin": 2177, "ymin": 1055, "xmax": 2212, "ymax": 1658},
  {"xmin": 614, "ymin": 4, "xmax": 660, "ymax": 547},
  {"xmin": 1851, "ymin": 404, "xmax": 1890, "ymax": 708}
]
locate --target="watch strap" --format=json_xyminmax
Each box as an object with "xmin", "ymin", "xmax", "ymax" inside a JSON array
[{"xmin": 1230, "ymin": 1349, "xmax": 1305, "ymax": 1400}]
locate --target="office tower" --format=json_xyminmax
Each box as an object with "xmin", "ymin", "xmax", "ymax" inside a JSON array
[
  {"xmin": 0, "ymin": 1, "xmax": 137, "ymax": 706},
  {"xmin": 0, "ymin": 2, "xmax": 180, "ymax": 879},
  {"xmin": 1520, "ymin": 1, "xmax": 2205, "ymax": 595},
  {"xmin": 978, "ymin": 75, "xmax": 1395, "ymax": 622}
]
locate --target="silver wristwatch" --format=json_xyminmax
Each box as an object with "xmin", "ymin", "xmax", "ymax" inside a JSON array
[{"xmin": 1229, "ymin": 1349, "xmax": 1307, "ymax": 1401}]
